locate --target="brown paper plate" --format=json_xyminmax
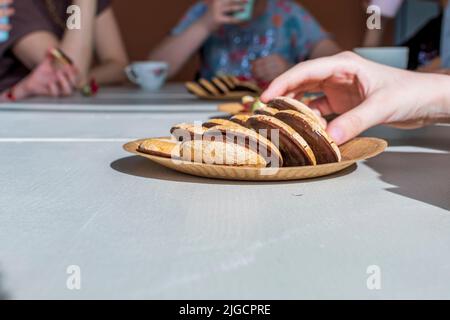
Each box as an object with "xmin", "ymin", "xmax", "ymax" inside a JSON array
[{"xmin": 123, "ymin": 137, "xmax": 387, "ymax": 181}]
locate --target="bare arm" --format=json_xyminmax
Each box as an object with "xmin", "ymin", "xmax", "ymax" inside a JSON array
[
  {"xmin": 309, "ymin": 38, "xmax": 341, "ymax": 59},
  {"xmin": 149, "ymin": 19, "xmax": 211, "ymax": 78},
  {"xmin": 149, "ymin": 0, "xmax": 245, "ymax": 78},
  {"xmin": 362, "ymin": 16, "xmax": 390, "ymax": 47},
  {"xmin": 363, "ymin": 28, "xmax": 385, "ymax": 48},
  {"xmin": 89, "ymin": 7, "xmax": 129, "ymax": 85},
  {"xmin": 11, "ymin": 0, "xmax": 97, "ymax": 83}
]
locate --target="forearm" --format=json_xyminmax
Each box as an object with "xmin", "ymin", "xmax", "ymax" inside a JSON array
[
  {"xmin": 91, "ymin": 8, "xmax": 129, "ymax": 86},
  {"xmin": 59, "ymin": 0, "xmax": 97, "ymax": 82},
  {"xmin": 363, "ymin": 29, "xmax": 384, "ymax": 47},
  {"xmin": 149, "ymin": 18, "xmax": 211, "ymax": 78},
  {"xmin": 432, "ymin": 75, "xmax": 450, "ymax": 120},
  {"xmin": 89, "ymin": 60, "xmax": 127, "ymax": 85},
  {"xmin": 362, "ymin": 17, "xmax": 390, "ymax": 47},
  {"xmin": 411, "ymin": 72, "xmax": 450, "ymax": 124}
]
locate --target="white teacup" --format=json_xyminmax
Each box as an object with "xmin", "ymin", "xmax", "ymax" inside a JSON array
[
  {"xmin": 125, "ymin": 61, "xmax": 169, "ymax": 91},
  {"xmin": 354, "ymin": 47, "xmax": 410, "ymax": 69}
]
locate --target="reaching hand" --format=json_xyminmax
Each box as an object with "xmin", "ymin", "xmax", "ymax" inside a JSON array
[
  {"xmin": 5, "ymin": 51, "xmax": 78, "ymax": 101},
  {"xmin": 261, "ymin": 51, "xmax": 450, "ymax": 145}
]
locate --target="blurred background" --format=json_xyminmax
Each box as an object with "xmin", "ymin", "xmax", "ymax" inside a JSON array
[{"xmin": 112, "ymin": 0, "xmax": 439, "ymax": 81}]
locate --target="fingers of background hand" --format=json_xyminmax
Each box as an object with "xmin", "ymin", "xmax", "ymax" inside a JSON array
[
  {"xmin": 47, "ymin": 82, "xmax": 60, "ymax": 97},
  {"xmin": 56, "ymin": 71, "xmax": 73, "ymax": 96},
  {"xmin": 261, "ymin": 53, "xmax": 356, "ymax": 102},
  {"xmin": 221, "ymin": 16, "xmax": 243, "ymax": 24},
  {"xmin": 219, "ymin": 0, "xmax": 247, "ymax": 7},
  {"xmin": 253, "ymin": 66, "xmax": 274, "ymax": 82},
  {"xmin": 252, "ymin": 61, "xmax": 268, "ymax": 75},
  {"xmin": 8, "ymin": 82, "xmax": 30, "ymax": 100},
  {"xmin": 253, "ymin": 59, "xmax": 281, "ymax": 82},
  {"xmin": 61, "ymin": 65, "xmax": 78, "ymax": 87},
  {"xmin": 326, "ymin": 97, "xmax": 383, "ymax": 145},
  {"xmin": 252, "ymin": 68, "xmax": 263, "ymax": 80},
  {"xmin": 252, "ymin": 61, "xmax": 266, "ymax": 78},
  {"xmin": 222, "ymin": 3, "xmax": 246, "ymax": 13},
  {"xmin": 218, "ymin": 0, "xmax": 246, "ymax": 19},
  {"xmin": 253, "ymin": 56, "xmax": 279, "ymax": 70}
]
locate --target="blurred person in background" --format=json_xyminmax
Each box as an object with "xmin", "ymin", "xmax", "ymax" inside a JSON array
[
  {"xmin": 149, "ymin": 0, "xmax": 341, "ymax": 85},
  {"xmin": 362, "ymin": 0, "xmax": 450, "ymax": 74},
  {"xmin": 0, "ymin": 0, "xmax": 128, "ymax": 101}
]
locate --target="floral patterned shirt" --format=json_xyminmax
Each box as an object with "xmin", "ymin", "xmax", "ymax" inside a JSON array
[
  {"xmin": 172, "ymin": 0, "xmax": 329, "ymax": 79},
  {"xmin": 442, "ymin": 3, "xmax": 450, "ymax": 68}
]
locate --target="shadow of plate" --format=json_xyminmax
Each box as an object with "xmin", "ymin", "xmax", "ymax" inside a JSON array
[{"xmin": 110, "ymin": 156, "xmax": 357, "ymax": 186}]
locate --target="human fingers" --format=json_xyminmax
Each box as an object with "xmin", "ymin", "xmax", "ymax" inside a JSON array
[
  {"xmin": 253, "ymin": 55, "xmax": 280, "ymax": 68},
  {"xmin": 47, "ymin": 81, "xmax": 60, "ymax": 97},
  {"xmin": 222, "ymin": 2, "xmax": 246, "ymax": 14},
  {"xmin": 56, "ymin": 70, "xmax": 74, "ymax": 96},
  {"xmin": 216, "ymin": 0, "xmax": 246, "ymax": 13},
  {"xmin": 253, "ymin": 57, "xmax": 286, "ymax": 81},
  {"xmin": 326, "ymin": 96, "xmax": 386, "ymax": 145},
  {"xmin": 217, "ymin": 0, "xmax": 247, "ymax": 7},
  {"xmin": 252, "ymin": 63, "xmax": 275, "ymax": 82},
  {"xmin": 261, "ymin": 52, "xmax": 359, "ymax": 102},
  {"xmin": 216, "ymin": 0, "xmax": 246, "ymax": 23},
  {"xmin": 252, "ymin": 58, "xmax": 267, "ymax": 75},
  {"xmin": 220, "ymin": 15, "xmax": 244, "ymax": 24},
  {"xmin": 251, "ymin": 66, "xmax": 264, "ymax": 81},
  {"xmin": 61, "ymin": 64, "xmax": 79, "ymax": 87}
]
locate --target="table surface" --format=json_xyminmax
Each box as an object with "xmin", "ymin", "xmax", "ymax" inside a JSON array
[{"xmin": 0, "ymin": 84, "xmax": 449, "ymax": 299}]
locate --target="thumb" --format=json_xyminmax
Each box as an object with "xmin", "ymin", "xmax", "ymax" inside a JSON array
[{"xmin": 326, "ymin": 98, "xmax": 384, "ymax": 145}]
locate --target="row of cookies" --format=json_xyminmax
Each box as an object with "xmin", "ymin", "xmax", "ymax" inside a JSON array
[
  {"xmin": 139, "ymin": 97, "xmax": 341, "ymax": 168},
  {"xmin": 217, "ymin": 94, "xmax": 322, "ymax": 116}
]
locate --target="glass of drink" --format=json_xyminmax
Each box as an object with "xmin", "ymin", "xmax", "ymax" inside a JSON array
[{"xmin": 233, "ymin": 0, "xmax": 255, "ymax": 22}]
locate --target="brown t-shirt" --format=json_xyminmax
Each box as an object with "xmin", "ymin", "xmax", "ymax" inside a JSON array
[{"xmin": 0, "ymin": 0, "xmax": 111, "ymax": 91}]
